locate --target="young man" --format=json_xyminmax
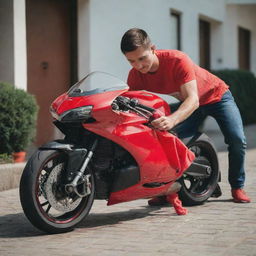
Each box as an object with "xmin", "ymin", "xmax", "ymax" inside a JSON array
[{"xmin": 120, "ymin": 28, "xmax": 251, "ymax": 204}]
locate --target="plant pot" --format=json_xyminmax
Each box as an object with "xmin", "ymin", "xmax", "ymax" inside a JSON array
[{"xmin": 12, "ymin": 151, "xmax": 26, "ymax": 163}]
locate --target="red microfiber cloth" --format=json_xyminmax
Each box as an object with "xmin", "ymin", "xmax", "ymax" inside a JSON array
[
  {"xmin": 155, "ymin": 130, "xmax": 195, "ymax": 174},
  {"xmin": 166, "ymin": 193, "xmax": 188, "ymax": 215}
]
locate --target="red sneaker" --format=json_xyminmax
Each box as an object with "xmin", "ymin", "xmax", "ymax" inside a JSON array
[
  {"xmin": 148, "ymin": 196, "xmax": 168, "ymax": 206},
  {"xmin": 231, "ymin": 189, "xmax": 251, "ymax": 203}
]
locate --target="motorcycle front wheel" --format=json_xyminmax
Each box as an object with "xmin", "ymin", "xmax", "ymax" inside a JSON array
[
  {"xmin": 178, "ymin": 133, "xmax": 219, "ymax": 206},
  {"xmin": 19, "ymin": 150, "xmax": 95, "ymax": 234}
]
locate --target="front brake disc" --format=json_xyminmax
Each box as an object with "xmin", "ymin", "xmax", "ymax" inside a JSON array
[{"xmin": 44, "ymin": 163, "xmax": 82, "ymax": 212}]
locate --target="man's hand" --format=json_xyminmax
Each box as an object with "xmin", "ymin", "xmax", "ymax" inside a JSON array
[
  {"xmin": 151, "ymin": 80, "xmax": 199, "ymax": 131},
  {"xmin": 151, "ymin": 115, "xmax": 176, "ymax": 131}
]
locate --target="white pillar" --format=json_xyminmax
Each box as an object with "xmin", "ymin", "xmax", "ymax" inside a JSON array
[
  {"xmin": 77, "ymin": 0, "xmax": 90, "ymax": 80},
  {"xmin": 13, "ymin": 0, "xmax": 27, "ymax": 90},
  {"xmin": 182, "ymin": 11, "xmax": 199, "ymax": 64}
]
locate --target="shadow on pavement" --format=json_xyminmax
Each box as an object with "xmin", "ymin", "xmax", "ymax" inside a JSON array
[
  {"xmin": 0, "ymin": 212, "xmax": 44, "ymax": 238},
  {"xmin": 79, "ymin": 205, "xmax": 167, "ymax": 228},
  {"xmin": 0, "ymin": 205, "xmax": 164, "ymax": 238},
  {"xmin": 0, "ymin": 198, "xmax": 238, "ymax": 238},
  {"xmin": 207, "ymin": 198, "xmax": 233, "ymax": 203}
]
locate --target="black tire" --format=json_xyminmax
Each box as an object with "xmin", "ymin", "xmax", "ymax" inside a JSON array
[
  {"xmin": 178, "ymin": 134, "xmax": 219, "ymax": 206},
  {"xmin": 19, "ymin": 149, "xmax": 95, "ymax": 234}
]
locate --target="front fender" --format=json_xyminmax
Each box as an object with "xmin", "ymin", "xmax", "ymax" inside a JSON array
[
  {"xmin": 39, "ymin": 140, "xmax": 88, "ymax": 178},
  {"xmin": 39, "ymin": 140, "xmax": 74, "ymax": 151}
]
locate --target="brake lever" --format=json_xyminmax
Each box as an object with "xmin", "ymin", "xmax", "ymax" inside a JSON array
[{"xmin": 149, "ymin": 110, "xmax": 162, "ymax": 122}]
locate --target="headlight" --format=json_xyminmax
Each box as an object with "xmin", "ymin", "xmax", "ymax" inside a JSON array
[{"xmin": 50, "ymin": 106, "xmax": 93, "ymax": 123}]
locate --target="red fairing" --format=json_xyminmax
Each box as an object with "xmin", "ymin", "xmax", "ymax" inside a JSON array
[
  {"xmin": 80, "ymin": 90, "xmax": 195, "ymax": 205},
  {"xmin": 51, "ymin": 87, "xmax": 195, "ymax": 205},
  {"xmin": 106, "ymin": 129, "xmax": 194, "ymax": 205},
  {"xmin": 19, "ymin": 72, "xmax": 220, "ymax": 234},
  {"xmin": 52, "ymin": 89, "xmax": 128, "ymax": 116}
]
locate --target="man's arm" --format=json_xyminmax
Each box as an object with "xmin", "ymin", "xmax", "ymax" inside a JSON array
[{"xmin": 151, "ymin": 79, "xmax": 199, "ymax": 131}]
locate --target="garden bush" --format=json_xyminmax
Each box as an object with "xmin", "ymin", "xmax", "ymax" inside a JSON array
[
  {"xmin": 0, "ymin": 82, "xmax": 38, "ymax": 154},
  {"xmin": 212, "ymin": 69, "xmax": 256, "ymax": 125}
]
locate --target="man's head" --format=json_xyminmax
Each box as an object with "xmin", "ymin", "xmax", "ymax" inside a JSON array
[
  {"xmin": 121, "ymin": 28, "xmax": 159, "ymax": 74},
  {"xmin": 120, "ymin": 28, "xmax": 151, "ymax": 54}
]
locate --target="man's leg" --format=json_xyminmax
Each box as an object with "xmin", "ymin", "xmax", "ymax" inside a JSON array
[{"xmin": 205, "ymin": 90, "xmax": 250, "ymax": 203}]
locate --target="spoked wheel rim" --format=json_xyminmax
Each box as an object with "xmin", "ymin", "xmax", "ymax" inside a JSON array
[
  {"xmin": 182, "ymin": 154, "xmax": 212, "ymax": 196},
  {"xmin": 35, "ymin": 152, "xmax": 92, "ymax": 224},
  {"xmin": 179, "ymin": 138, "xmax": 219, "ymax": 205}
]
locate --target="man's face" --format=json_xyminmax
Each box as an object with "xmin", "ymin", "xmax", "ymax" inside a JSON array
[{"xmin": 124, "ymin": 46, "xmax": 158, "ymax": 74}]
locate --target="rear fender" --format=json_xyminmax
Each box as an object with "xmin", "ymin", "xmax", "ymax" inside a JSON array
[
  {"xmin": 181, "ymin": 132, "xmax": 216, "ymax": 150},
  {"xmin": 181, "ymin": 132, "xmax": 220, "ymax": 181}
]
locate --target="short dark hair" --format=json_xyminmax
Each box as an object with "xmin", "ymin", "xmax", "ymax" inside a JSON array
[{"xmin": 120, "ymin": 28, "xmax": 151, "ymax": 54}]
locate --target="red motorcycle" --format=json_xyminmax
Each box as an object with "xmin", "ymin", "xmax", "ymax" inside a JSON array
[{"xmin": 20, "ymin": 72, "xmax": 219, "ymax": 234}]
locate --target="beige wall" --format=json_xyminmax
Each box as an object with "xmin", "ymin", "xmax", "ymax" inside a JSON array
[{"xmin": 78, "ymin": 0, "xmax": 256, "ymax": 81}]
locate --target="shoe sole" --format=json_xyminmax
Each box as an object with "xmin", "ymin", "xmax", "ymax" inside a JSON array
[{"xmin": 233, "ymin": 199, "xmax": 251, "ymax": 203}]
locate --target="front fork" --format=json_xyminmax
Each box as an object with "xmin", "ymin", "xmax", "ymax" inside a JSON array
[{"xmin": 64, "ymin": 139, "xmax": 98, "ymax": 197}]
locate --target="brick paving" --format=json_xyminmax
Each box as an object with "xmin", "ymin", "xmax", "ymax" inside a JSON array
[{"xmin": 0, "ymin": 127, "xmax": 256, "ymax": 256}]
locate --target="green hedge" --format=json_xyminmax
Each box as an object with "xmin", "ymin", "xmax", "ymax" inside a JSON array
[
  {"xmin": 0, "ymin": 82, "xmax": 38, "ymax": 154},
  {"xmin": 212, "ymin": 69, "xmax": 256, "ymax": 125}
]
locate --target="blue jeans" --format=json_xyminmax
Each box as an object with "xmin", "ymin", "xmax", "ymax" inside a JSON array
[{"xmin": 171, "ymin": 90, "xmax": 247, "ymax": 189}]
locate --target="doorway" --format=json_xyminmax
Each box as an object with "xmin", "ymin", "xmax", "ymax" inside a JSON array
[
  {"xmin": 238, "ymin": 27, "xmax": 251, "ymax": 71},
  {"xmin": 26, "ymin": 0, "xmax": 77, "ymax": 146},
  {"xmin": 199, "ymin": 19, "xmax": 211, "ymax": 70}
]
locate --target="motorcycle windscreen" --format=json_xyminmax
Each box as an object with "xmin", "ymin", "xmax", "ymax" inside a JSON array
[{"xmin": 156, "ymin": 131, "xmax": 195, "ymax": 175}]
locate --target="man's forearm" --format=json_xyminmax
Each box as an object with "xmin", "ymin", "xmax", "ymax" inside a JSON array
[{"xmin": 168, "ymin": 96, "xmax": 199, "ymax": 126}]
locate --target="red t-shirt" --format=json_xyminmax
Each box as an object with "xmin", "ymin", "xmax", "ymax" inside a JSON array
[{"xmin": 127, "ymin": 50, "xmax": 229, "ymax": 106}]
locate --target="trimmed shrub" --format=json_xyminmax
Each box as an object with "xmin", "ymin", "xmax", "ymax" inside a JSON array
[
  {"xmin": 212, "ymin": 69, "xmax": 256, "ymax": 125},
  {"xmin": 0, "ymin": 153, "xmax": 13, "ymax": 164},
  {"xmin": 0, "ymin": 82, "xmax": 38, "ymax": 154}
]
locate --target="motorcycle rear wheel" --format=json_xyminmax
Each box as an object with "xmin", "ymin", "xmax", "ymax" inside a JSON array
[
  {"xmin": 19, "ymin": 150, "xmax": 95, "ymax": 234},
  {"xmin": 179, "ymin": 134, "xmax": 219, "ymax": 206}
]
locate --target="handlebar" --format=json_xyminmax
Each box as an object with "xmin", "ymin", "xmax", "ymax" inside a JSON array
[
  {"xmin": 112, "ymin": 96, "xmax": 162, "ymax": 120},
  {"xmin": 130, "ymin": 99, "xmax": 155, "ymax": 113},
  {"xmin": 136, "ymin": 103, "xmax": 156, "ymax": 113},
  {"xmin": 112, "ymin": 96, "xmax": 177, "ymax": 135}
]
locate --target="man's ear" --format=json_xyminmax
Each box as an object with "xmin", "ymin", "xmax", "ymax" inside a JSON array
[{"xmin": 151, "ymin": 44, "xmax": 156, "ymax": 53}]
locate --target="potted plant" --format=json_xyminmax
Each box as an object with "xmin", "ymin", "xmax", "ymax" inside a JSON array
[{"xmin": 0, "ymin": 82, "xmax": 38, "ymax": 162}]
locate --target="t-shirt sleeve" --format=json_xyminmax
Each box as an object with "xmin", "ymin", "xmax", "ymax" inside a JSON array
[
  {"xmin": 127, "ymin": 69, "xmax": 141, "ymax": 91},
  {"xmin": 174, "ymin": 53, "xmax": 196, "ymax": 87}
]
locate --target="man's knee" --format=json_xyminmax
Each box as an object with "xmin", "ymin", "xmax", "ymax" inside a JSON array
[{"xmin": 226, "ymin": 134, "xmax": 247, "ymax": 150}]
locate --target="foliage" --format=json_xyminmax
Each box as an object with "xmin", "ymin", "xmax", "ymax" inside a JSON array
[
  {"xmin": 0, "ymin": 154, "xmax": 13, "ymax": 164},
  {"xmin": 0, "ymin": 82, "xmax": 38, "ymax": 154},
  {"xmin": 212, "ymin": 69, "xmax": 256, "ymax": 125}
]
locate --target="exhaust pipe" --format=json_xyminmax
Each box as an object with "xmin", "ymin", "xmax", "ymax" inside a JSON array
[{"xmin": 185, "ymin": 162, "xmax": 211, "ymax": 178}]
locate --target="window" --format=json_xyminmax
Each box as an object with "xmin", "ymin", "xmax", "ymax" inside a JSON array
[
  {"xmin": 170, "ymin": 10, "xmax": 181, "ymax": 50},
  {"xmin": 199, "ymin": 19, "xmax": 211, "ymax": 70},
  {"xmin": 238, "ymin": 27, "xmax": 251, "ymax": 70}
]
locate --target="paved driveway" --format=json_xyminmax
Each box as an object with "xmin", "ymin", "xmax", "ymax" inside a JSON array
[{"xmin": 0, "ymin": 147, "xmax": 256, "ymax": 256}]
